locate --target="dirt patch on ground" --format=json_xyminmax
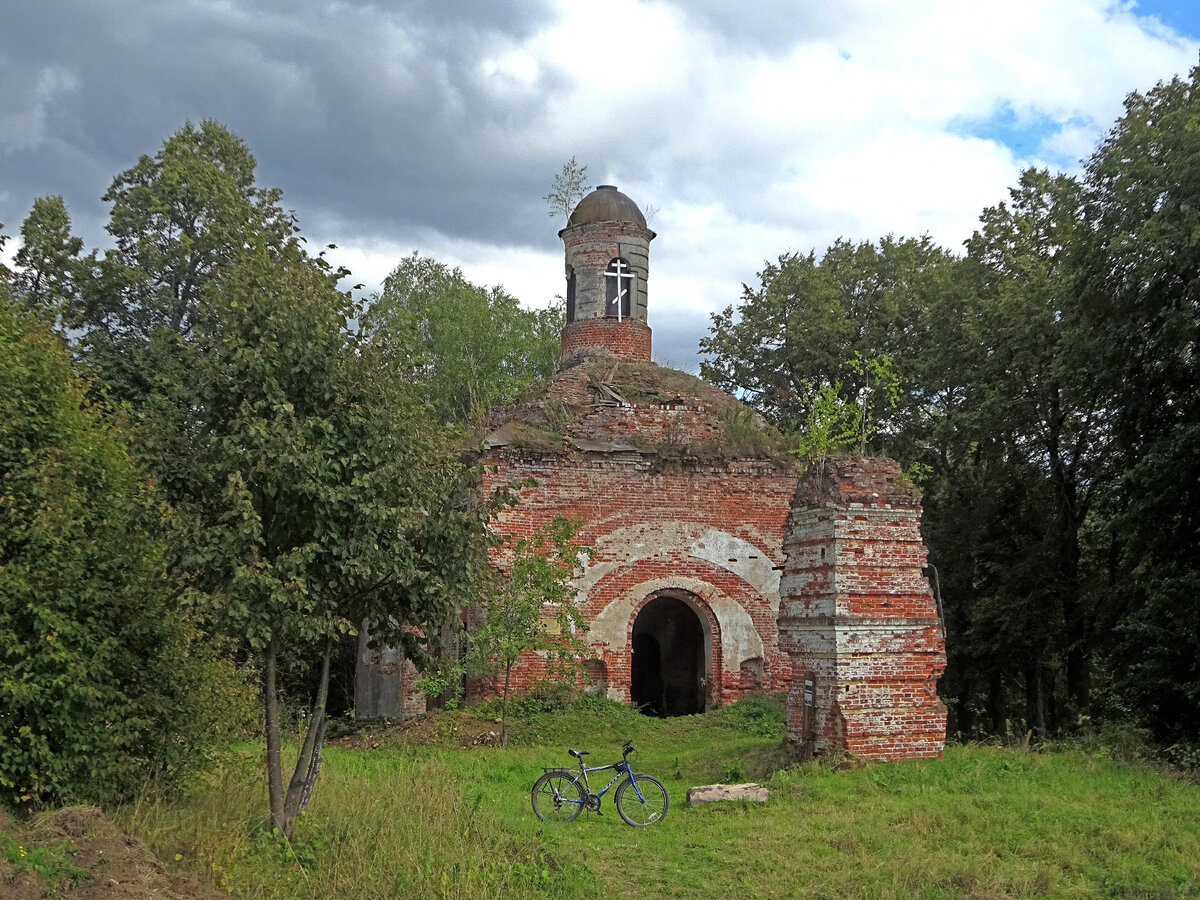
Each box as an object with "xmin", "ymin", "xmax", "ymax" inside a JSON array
[
  {"xmin": 328, "ymin": 710, "xmax": 506, "ymax": 752},
  {"xmin": 1, "ymin": 806, "xmax": 221, "ymax": 899}
]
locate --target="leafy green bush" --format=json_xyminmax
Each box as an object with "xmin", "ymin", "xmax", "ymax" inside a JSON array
[
  {"xmin": 1066, "ymin": 720, "xmax": 1156, "ymax": 764},
  {"xmin": 1162, "ymin": 742, "xmax": 1200, "ymax": 772},
  {"xmin": 481, "ymin": 680, "xmax": 603, "ymax": 718},
  {"xmin": 0, "ymin": 300, "xmax": 250, "ymax": 808},
  {"xmin": 714, "ymin": 693, "xmax": 787, "ymax": 737},
  {"xmin": 721, "ymin": 759, "xmax": 746, "ymax": 781}
]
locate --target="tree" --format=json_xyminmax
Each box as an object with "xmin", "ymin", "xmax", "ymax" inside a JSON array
[
  {"xmin": 142, "ymin": 238, "xmax": 487, "ymax": 839},
  {"xmin": 0, "ymin": 224, "xmax": 10, "ymax": 282},
  {"xmin": 1077, "ymin": 66, "xmax": 1200, "ymax": 740},
  {"xmin": 467, "ymin": 516, "xmax": 590, "ymax": 747},
  {"xmin": 960, "ymin": 168, "xmax": 1114, "ymax": 723},
  {"xmin": 0, "ymin": 294, "xmax": 249, "ymax": 809},
  {"xmin": 697, "ymin": 229, "xmax": 1099, "ymax": 737},
  {"xmin": 82, "ymin": 120, "xmax": 293, "ymax": 403},
  {"xmin": 789, "ymin": 353, "xmax": 902, "ymax": 471},
  {"xmin": 363, "ymin": 253, "xmax": 562, "ymax": 425},
  {"xmin": 12, "ymin": 195, "xmax": 91, "ymax": 328},
  {"xmin": 701, "ymin": 236, "xmax": 960, "ymax": 441},
  {"xmin": 544, "ymin": 156, "xmax": 592, "ymax": 221}
]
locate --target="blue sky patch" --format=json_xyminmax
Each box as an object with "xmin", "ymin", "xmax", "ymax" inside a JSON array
[
  {"xmin": 1130, "ymin": 0, "xmax": 1200, "ymax": 38},
  {"xmin": 950, "ymin": 106, "xmax": 1088, "ymax": 166}
]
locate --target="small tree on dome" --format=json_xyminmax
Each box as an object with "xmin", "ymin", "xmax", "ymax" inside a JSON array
[{"xmin": 544, "ymin": 157, "xmax": 592, "ymax": 221}]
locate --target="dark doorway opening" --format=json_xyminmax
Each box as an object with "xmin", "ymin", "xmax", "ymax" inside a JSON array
[{"xmin": 630, "ymin": 595, "xmax": 706, "ymax": 717}]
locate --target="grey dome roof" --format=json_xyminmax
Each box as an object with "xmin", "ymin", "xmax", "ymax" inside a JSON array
[{"xmin": 567, "ymin": 185, "xmax": 647, "ymax": 228}]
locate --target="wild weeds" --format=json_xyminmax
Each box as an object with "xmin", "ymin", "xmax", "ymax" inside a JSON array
[{"xmin": 114, "ymin": 703, "xmax": 1200, "ymax": 900}]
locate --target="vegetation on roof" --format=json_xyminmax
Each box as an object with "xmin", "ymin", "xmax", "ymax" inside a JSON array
[{"xmin": 486, "ymin": 357, "xmax": 794, "ymax": 465}]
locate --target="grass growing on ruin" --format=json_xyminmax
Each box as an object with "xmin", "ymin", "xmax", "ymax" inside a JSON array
[{"xmin": 114, "ymin": 695, "xmax": 1200, "ymax": 900}]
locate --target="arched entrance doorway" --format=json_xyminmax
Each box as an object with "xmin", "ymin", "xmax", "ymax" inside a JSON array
[{"xmin": 631, "ymin": 593, "xmax": 708, "ymax": 716}]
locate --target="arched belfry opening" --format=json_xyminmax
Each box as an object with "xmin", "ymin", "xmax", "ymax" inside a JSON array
[
  {"xmin": 604, "ymin": 257, "xmax": 634, "ymax": 319},
  {"xmin": 631, "ymin": 593, "xmax": 709, "ymax": 717}
]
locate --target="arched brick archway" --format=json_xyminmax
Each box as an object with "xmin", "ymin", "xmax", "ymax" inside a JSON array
[{"xmin": 628, "ymin": 588, "xmax": 721, "ymax": 716}]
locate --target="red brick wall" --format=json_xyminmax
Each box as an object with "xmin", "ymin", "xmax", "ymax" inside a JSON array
[
  {"xmin": 779, "ymin": 458, "xmax": 947, "ymax": 762},
  {"xmin": 480, "ymin": 451, "xmax": 798, "ymax": 707},
  {"xmin": 560, "ymin": 318, "xmax": 652, "ymax": 363},
  {"xmin": 399, "ymin": 660, "xmax": 427, "ymax": 716}
]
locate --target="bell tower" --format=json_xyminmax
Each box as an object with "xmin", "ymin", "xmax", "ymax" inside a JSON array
[{"xmin": 559, "ymin": 185, "xmax": 656, "ymax": 364}]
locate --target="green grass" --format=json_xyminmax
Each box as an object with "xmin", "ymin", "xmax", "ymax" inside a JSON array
[
  {"xmin": 0, "ymin": 829, "xmax": 89, "ymax": 892},
  {"xmin": 115, "ymin": 697, "xmax": 1200, "ymax": 899}
]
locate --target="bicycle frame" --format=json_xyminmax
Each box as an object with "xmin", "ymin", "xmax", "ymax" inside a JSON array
[
  {"xmin": 573, "ymin": 756, "xmax": 647, "ymax": 804},
  {"xmin": 533, "ymin": 742, "xmax": 667, "ymax": 827}
]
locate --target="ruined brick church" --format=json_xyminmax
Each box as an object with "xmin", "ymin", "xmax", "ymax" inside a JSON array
[{"xmin": 358, "ymin": 186, "xmax": 947, "ymax": 761}]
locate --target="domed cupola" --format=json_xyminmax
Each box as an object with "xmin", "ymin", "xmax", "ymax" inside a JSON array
[{"xmin": 559, "ymin": 185, "xmax": 656, "ymax": 364}]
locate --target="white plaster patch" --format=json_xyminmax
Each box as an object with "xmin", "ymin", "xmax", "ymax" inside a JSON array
[
  {"xmin": 590, "ymin": 575, "xmax": 765, "ymax": 674},
  {"xmin": 591, "ymin": 593, "xmax": 636, "ymax": 647},
  {"xmin": 574, "ymin": 522, "xmax": 780, "ymax": 608},
  {"xmin": 575, "ymin": 521, "xmax": 704, "ymax": 593},
  {"xmin": 690, "ymin": 528, "xmax": 782, "ymax": 610},
  {"xmin": 708, "ymin": 593, "xmax": 766, "ymax": 673},
  {"xmin": 573, "ymin": 523, "xmax": 779, "ymax": 674}
]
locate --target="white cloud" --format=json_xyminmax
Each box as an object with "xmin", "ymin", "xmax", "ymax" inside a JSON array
[
  {"xmin": 1040, "ymin": 122, "xmax": 1106, "ymax": 165},
  {"xmin": 2, "ymin": 0, "xmax": 1197, "ymax": 370},
  {"xmin": 322, "ymin": 228, "xmax": 564, "ymax": 312},
  {"xmin": 418, "ymin": 0, "xmax": 1197, "ymax": 366},
  {"xmin": 319, "ymin": 0, "xmax": 1198, "ymax": 366}
]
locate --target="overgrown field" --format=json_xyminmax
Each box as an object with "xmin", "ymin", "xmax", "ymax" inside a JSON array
[{"xmin": 26, "ymin": 695, "xmax": 1200, "ymax": 899}]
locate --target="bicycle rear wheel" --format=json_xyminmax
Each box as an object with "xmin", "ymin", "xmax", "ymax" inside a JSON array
[
  {"xmin": 615, "ymin": 774, "xmax": 668, "ymax": 826},
  {"xmin": 531, "ymin": 771, "xmax": 584, "ymax": 823}
]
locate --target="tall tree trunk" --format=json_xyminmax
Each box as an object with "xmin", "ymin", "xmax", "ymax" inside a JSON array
[
  {"xmin": 1024, "ymin": 659, "xmax": 1047, "ymax": 739},
  {"xmin": 1036, "ymin": 663, "xmax": 1047, "ymax": 737},
  {"xmin": 265, "ymin": 636, "xmax": 285, "ymax": 834},
  {"xmin": 500, "ymin": 662, "xmax": 512, "ymax": 749},
  {"xmin": 1046, "ymin": 672, "xmax": 1060, "ymax": 735},
  {"xmin": 1061, "ymin": 512, "xmax": 1090, "ymax": 714},
  {"xmin": 282, "ymin": 634, "xmax": 333, "ymax": 840},
  {"xmin": 1049, "ymin": 444, "xmax": 1090, "ymax": 715},
  {"xmin": 952, "ymin": 674, "xmax": 975, "ymax": 738},
  {"xmin": 987, "ymin": 671, "xmax": 1005, "ymax": 736},
  {"xmin": 426, "ymin": 616, "xmax": 461, "ymax": 711}
]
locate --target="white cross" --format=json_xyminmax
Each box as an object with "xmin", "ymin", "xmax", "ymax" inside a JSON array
[{"xmin": 605, "ymin": 258, "xmax": 635, "ymax": 321}]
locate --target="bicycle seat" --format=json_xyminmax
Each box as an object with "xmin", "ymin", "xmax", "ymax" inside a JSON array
[{"xmin": 568, "ymin": 749, "xmax": 588, "ymax": 758}]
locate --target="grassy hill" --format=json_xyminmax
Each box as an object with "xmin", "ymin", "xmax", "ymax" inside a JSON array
[{"xmin": 8, "ymin": 694, "xmax": 1199, "ymax": 898}]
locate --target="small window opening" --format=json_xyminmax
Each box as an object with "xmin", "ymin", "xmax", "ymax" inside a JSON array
[
  {"xmin": 604, "ymin": 257, "xmax": 634, "ymax": 320},
  {"xmin": 565, "ymin": 269, "xmax": 576, "ymax": 323}
]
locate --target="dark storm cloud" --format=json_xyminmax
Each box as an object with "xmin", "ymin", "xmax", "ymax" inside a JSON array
[
  {"xmin": 0, "ymin": 0, "xmax": 569, "ymax": 251},
  {"xmin": 6, "ymin": 0, "xmax": 1197, "ymax": 374},
  {"xmin": 0, "ymin": 0, "xmax": 841, "ymax": 264}
]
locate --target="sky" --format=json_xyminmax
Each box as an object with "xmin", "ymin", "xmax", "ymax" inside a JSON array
[{"xmin": 2, "ymin": 1, "xmax": 1199, "ymax": 370}]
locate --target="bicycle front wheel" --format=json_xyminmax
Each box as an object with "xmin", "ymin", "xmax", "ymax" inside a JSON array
[
  {"xmin": 531, "ymin": 771, "xmax": 584, "ymax": 823},
  {"xmin": 615, "ymin": 774, "xmax": 669, "ymax": 826}
]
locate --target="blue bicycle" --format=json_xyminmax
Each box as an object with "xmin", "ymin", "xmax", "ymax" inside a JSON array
[{"xmin": 531, "ymin": 740, "xmax": 669, "ymax": 827}]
